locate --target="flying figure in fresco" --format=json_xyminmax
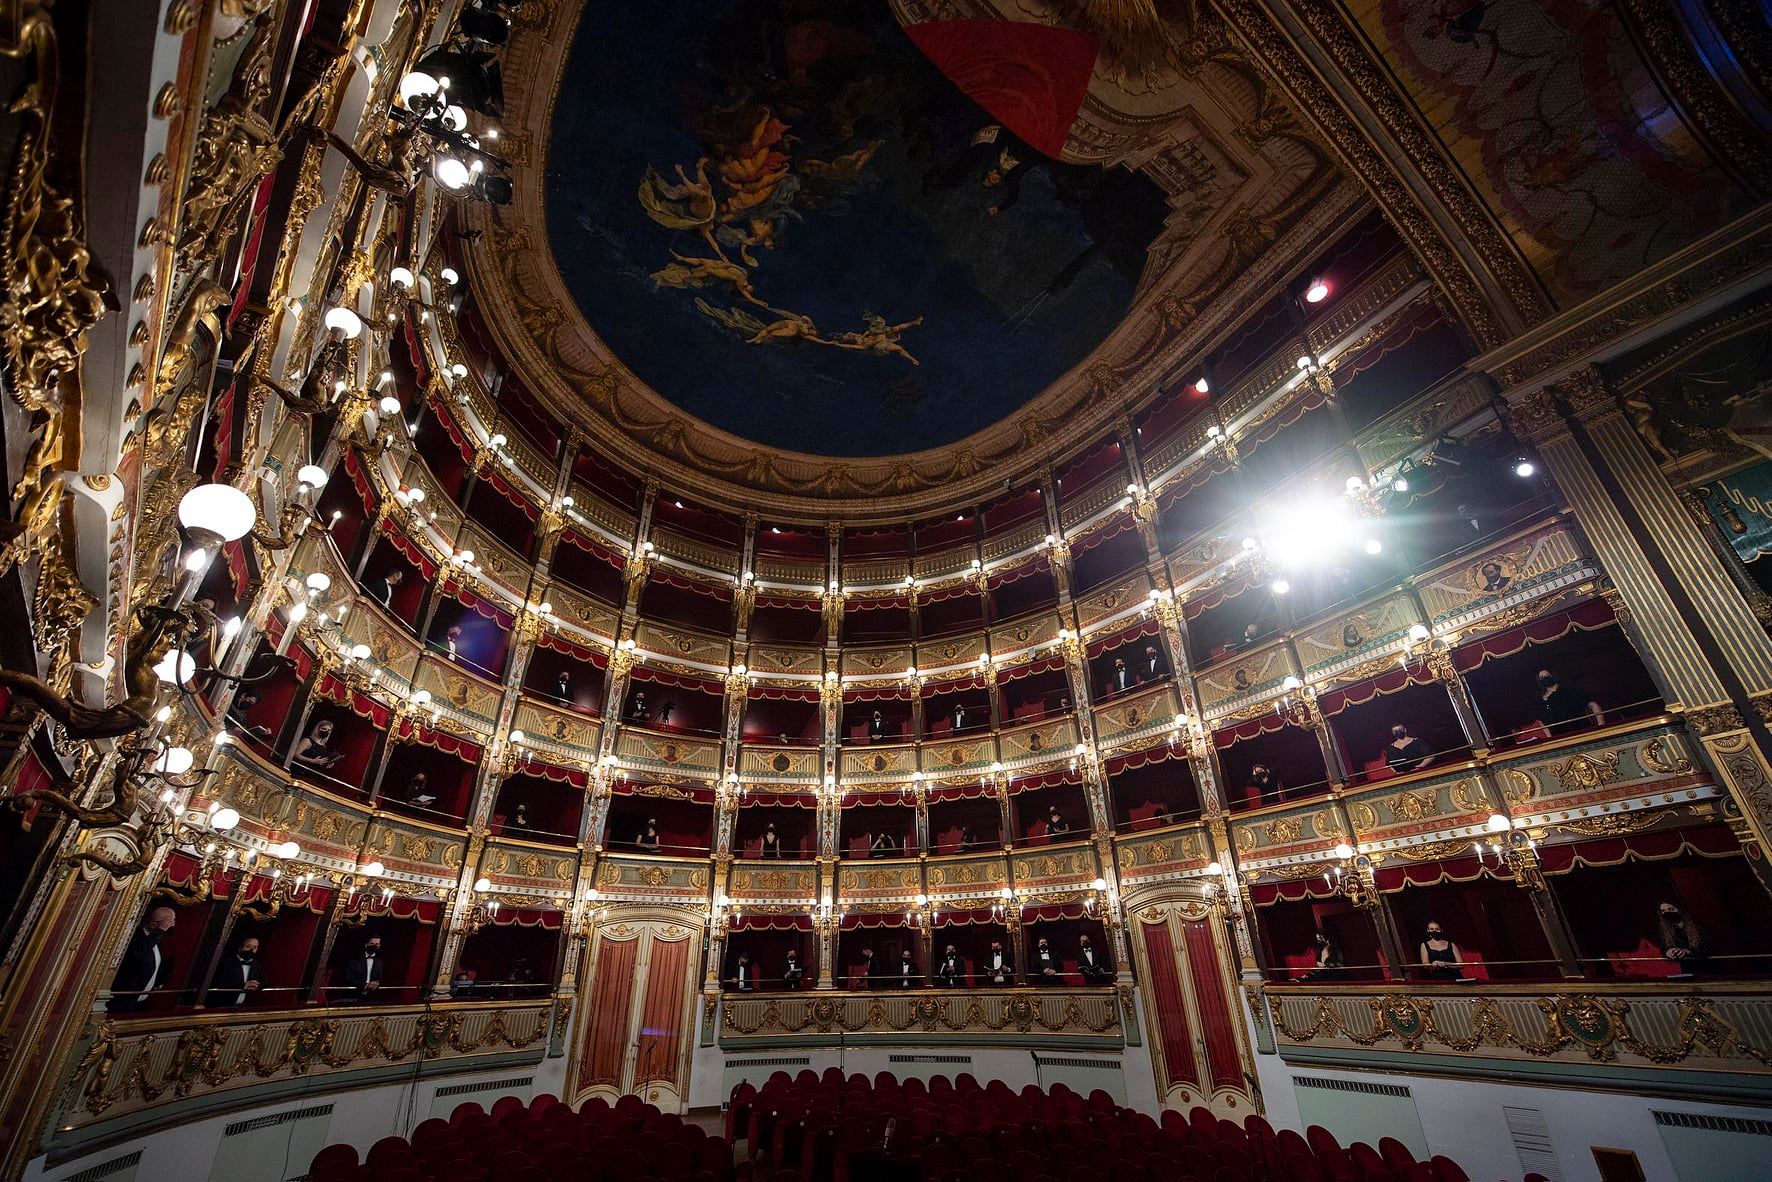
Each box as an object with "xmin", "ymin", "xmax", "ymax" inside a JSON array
[{"xmin": 636, "ymin": 86, "xmax": 922, "ymax": 363}]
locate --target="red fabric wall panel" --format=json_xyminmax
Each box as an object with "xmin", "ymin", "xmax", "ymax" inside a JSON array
[
  {"xmin": 579, "ymin": 934, "xmax": 639, "ymax": 1087},
  {"xmin": 1182, "ymin": 918, "xmax": 1242, "ymax": 1090},
  {"xmin": 635, "ymin": 934, "xmax": 692, "ymax": 1091},
  {"xmin": 1138, "ymin": 917, "xmax": 1198, "ymax": 1092}
]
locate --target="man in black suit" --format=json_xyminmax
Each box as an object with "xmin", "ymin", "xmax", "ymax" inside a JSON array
[
  {"xmin": 951, "ymin": 702, "xmax": 967, "ymax": 732},
  {"xmin": 868, "ymin": 710, "xmax": 887, "ymax": 743},
  {"xmin": 1031, "ymin": 937, "xmax": 1063, "ymax": 985},
  {"xmin": 369, "ymin": 568, "xmax": 404, "ymax": 607},
  {"xmin": 340, "ymin": 936, "xmax": 384, "ymax": 1001},
  {"xmin": 1110, "ymin": 658, "xmax": 1134, "ymax": 695},
  {"xmin": 209, "ymin": 935, "xmax": 263, "ymax": 1007},
  {"xmin": 1077, "ymin": 934, "xmax": 1113, "ymax": 984},
  {"xmin": 895, "ymin": 948, "xmax": 919, "ymax": 988},
  {"xmin": 781, "ymin": 951, "xmax": 804, "ymax": 991},
  {"xmin": 1141, "ymin": 645, "xmax": 1163, "ymax": 682},
  {"xmin": 726, "ymin": 951, "xmax": 756, "ymax": 992},
  {"xmin": 108, "ymin": 905, "xmax": 177, "ymax": 1013},
  {"xmin": 982, "ymin": 940, "xmax": 1013, "ymax": 986},
  {"xmin": 933, "ymin": 944, "xmax": 965, "ymax": 988}
]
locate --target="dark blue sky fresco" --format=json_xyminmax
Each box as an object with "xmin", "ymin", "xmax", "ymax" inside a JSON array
[{"xmin": 545, "ymin": 0, "xmax": 1167, "ymax": 457}]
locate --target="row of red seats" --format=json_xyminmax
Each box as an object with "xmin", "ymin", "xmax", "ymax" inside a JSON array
[
  {"xmin": 307, "ymin": 1092, "xmax": 732, "ymax": 1182},
  {"xmin": 728, "ymin": 1068, "xmax": 1476, "ymax": 1182}
]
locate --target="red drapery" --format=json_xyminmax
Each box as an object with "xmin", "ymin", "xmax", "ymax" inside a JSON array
[
  {"xmin": 1139, "ymin": 917, "xmax": 1199, "ymax": 1092},
  {"xmin": 747, "ymin": 683, "xmax": 822, "ymax": 702},
  {"xmin": 1184, "ymin": 575, "xmax": 1256, "ymax": 621},
  {"xmin": 634, "ymin": 933, "xmax": 691, "ymax": 1091},
  {"xmin": 581, "ymin": 934, "xmax": 638, "ymax": 1086},
  {"xmin": 238, "ymin": 874, "xmax": 333, "ymax": 914},
  {"xmin": 902, "ymin": 21, "xmax": 1096, "ymax": 158},
  {"xmin": 490, "ymin": 906, "xmax": 563, "ymax": 929},
  {"xmin": 379, "ymin": 522, "xmax": 438, "ymax": 578},
  {"xmin": 1086, "ymin": 616, "xmax": 1162, "ymax": 657},
  {"xmin": 559, "ymin": 526, "xmax": 628, "ymax": 568},
  {"xmin": 342, "ymin": 893, "xmax": 442, "ymax": 923},
  {"xmin": 537, "ymin": 630, "xmax": 607, "ymax": 665},
  {"xmin": 731, "ymin": 914, "xmax": 814, "ymax": 932},
  {"xmin": 1245, "ymin": 389, "xmax": 1328, "ymax": 448},
  {"xmin": 628, "ymin": 665, "xmax": 724, "ymax": 693},
  {"xmin": 519, "ymin": 759, "xmax": 591, "ymax": 787},
  {"xmin": 1068, "ymin": 512, "xmax": 1137, "ymax": 555},
  {"xmin": 917, "ymin": 580, "xmax": 982, "ymax": 605},
  {"xmin": 315, "ymin": 674, "xmax": 392, "ymax": 726},
  {"xmin": 1182, "ymin": 918, "xmax": 1242, "ymax": 1089},
  {"xmin": 1212, "ymin": 712, "xmax": 1298, "ymax": 749},
  {"xmin": 483, "ymin": 471, "xmax": 543, "ymax": 522},
  {"xmin": 1105, "ymin": 744, "xmax": 1184, "ymax": 775},
  {"xmin": 925, "ymin": 778, "xmax": 998, "ymax": 802},
  {"xmin": 1007, "ymin": 768, "xmax": 1083, "ymax": 795},
  {"xmin": 648, "ymin": 564, "xmax": 735, "ymax": 600},
  {"xmin": 843, "ymin": 685, "xmax": 915, "ymax": 703},
  {"xmin": 396, "ymin": 721, "xmax": 483, "ymax": 762},
  {"xmin": 343, "ymin": 449, "xmax": 377, "ymax": 514},
  {"xmin": 442, "ymin": 582, "xmax": 516, "ymax": 629},
  {"xmin": 1452, "ymin": 598, "xmax": 1616, "ymax": 672},
  {"xmin": 755, "ymin": 593, "xmax": 819, "ymax": 611},
  {"xmin": 998, "ymin": 653, "xmax": 1066, "ymax": 682},
  {"xmin": 431, "ymin": 398, "xmax": 476, "ymax": 463},
  {"xmin": 841, "ymin": 912, "xmax": 911, "ymax": 930},
  {"xmin": 988, "ymin": 556, "xmax": 1050, "ymax": 588},
  {"xmin": 1317, "ymin": 664, "xmax": 1439, "ymax": 717}
]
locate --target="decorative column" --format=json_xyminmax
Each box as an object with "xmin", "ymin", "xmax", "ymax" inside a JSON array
[{"xmin": 1512, "ymin": 372, "xmax": 1772, "ymax": 888}]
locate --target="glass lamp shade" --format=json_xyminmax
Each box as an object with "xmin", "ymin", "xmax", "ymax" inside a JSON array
[
  {"xmin": 323, "ymin": 306, "xmax": 363, "ymax": 339},
  {"xmin": 440, "ymin": 267, "xmax": 459, "ymax": 286},
  {"xmin": 304, "ymin": 572, "xmax": 332, "ymax": 594},
  {"xmin": 209, "ymin": 807, "xmax": 240, "ymax": 831},
  {"xmin": 155, "ymin": 746, "xmax": 195, "ymax": 775},
  {"xmin": 473, "ymin": 877, "xmax": 492, "ymax": 893},
  {"xmin": 361, "ymin": 860, "xmax": 385, "ymax": 877},
  {"xmin": 350, "ymin": 643, "xmax": 372, "ymax": 660},
  {"xmin": 434, "ymin": 156, "xmax": 472, "ymax": 190},
  {"xmin": 152, "ymin": 649, "xmax": 197, "ymax": 686},
  {"xmin": 441, "ymin": 105, "xmax": 468, "ymax": 131},
  {"xmin": 274, "ymin": 840, "xmax": 302, "ymax": 860},
  {"xmin": 379, "ymin": 395, "xmax": 402, "ymax": 415},
  {"xmin": 178, "ymin": 483, "xmax": 257, "ymax": 543},
  {"xmin": 388, "ymin": 266, "xmax": 415, "ymax": 290},
  {"xmin": 297, "ymin": 464, "xmax": 329, "ymax": 490},
  {"xmin": 398, "ymin": 70, "xmax": 440, "ymax": 107}
]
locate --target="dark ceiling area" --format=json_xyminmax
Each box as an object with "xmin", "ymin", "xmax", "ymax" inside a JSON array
[{"xmin": 544, "ymin": 0, "xmax": 1168, "ymax": 457}]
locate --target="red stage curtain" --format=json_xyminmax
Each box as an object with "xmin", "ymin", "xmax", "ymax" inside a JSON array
[
  {"xmin": 905, "ymin": 19, "xmax": 1097, "ymax": 157},
  {"xmin": 580, "ymin": 934, "xmax": 638, "ymax": 1086},
  {"xmin": 1139, "ymin": 917, "xmax": 1199, "ymax": 1092}
]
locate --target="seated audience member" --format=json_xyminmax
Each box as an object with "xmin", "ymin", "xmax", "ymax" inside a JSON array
[
  {"xmin": 982, "ymin": 940, "xmax": 1014, "ymax": 986},
  {"xmin": 781, "ymin": 951, "xmax": 804, "ymax": 991},
  {"xmin": 934, "ymin": 944, "xmax": 965, "ymax": 987},
  {"xmin": 107, "ymin": 905, "xmax": 177, "ymax": 1013},
  {"xmin": 896, "ymin": 948, "xmax": 919, "ymax": 988},
  {"xmin": 509, "ymin": 957, "xmax": 537, "ymax": 989},
  {"xmin": 1246, "ymin": 763, "xmax": 1283, "ymax": 805},
  {"xmin": 341, "ymin": 936, "xmax": 385, "ymax": 1001},
  {"xmin": 1657, "ymin": 901, "xmax": 1709, "ymax": 972},
  {"xmin": 1233, "ymin": 622, "xmax": 1260, "ymax": 649},
  {"xmin": 869, "ymin": 710, "xmax": 887, "ymax": 743},
  {"xmin": 450, "ymin": 970, "xmax": 475, "ymax": 998},
  {"xmin": 1077, "ymin": 934, "xmax": 1113, "ymax": 983},
  {"xmin": 1535, "ymin": 668, "xmax": 1603, "ymax": 737},
  {"xmin": 368, "ymin": 568, "xmax": 404, "ymax": 607},
  {"xmin": 1418, "ymin": 921, "xmax": 1465, "ymax": 981},
  {"xmin": 293, "ymin": 720, "xmax": 345, "ymax": 772},
  {"xmin": 402, "ymin": 772, "xmax": 437, "ymax": 808},
  {"xmin": 760, "ymin": 821, "xmax": 782, "ymax": 859},
  {"xmin": 1045, "ymin": 806, "xmax": 1070, "ymax": 838},
  {"xmin": 1031, "ymin": 937, "xmax": 1062, "ymax": 985},
  {"xmin": 1108, "ymin": 657, "xmax": 1134, "ymax": 695},
  {"xmin": 228, "ymin": 690, "xmax": 274, "ymax": 745},
  {"xmin": 1384, "ymin": 723, "xmax": 1435, "ymax": 774},
  {"xmin": 869, "ymin": 830, "xmax": 898, "ymax": 858},
  {"xmin": 209, "ymin": 936, "xmax": 263, "ymax": 1007},
  {"xmin": 725, "ymin": 951, "xmax": 756, "ymax": 992},
  {"xmin": 636, "ymin": 818, "xmax": 661, "ymax": 853},
  {"xmin": 1300, "ymin": 932, "xmax": 1345, "ymax": 982}
]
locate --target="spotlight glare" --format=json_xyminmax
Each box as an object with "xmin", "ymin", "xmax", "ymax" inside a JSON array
[
  {"xmin": 1364, "ymin": 538, "xmax": 1382, "ymax": 555},
  {"xmin": 1514, "ymin": 458, "xmax": 1537, "ymax": 478},
  {"xmin": 1304, "ymin": 277, "xmax": 1330, "ymax": 303}
]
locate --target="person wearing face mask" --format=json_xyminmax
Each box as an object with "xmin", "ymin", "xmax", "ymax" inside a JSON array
[
  {"xmin": 342, "ymin": 936, "xmax": 385, "ymax": 1001},
  {"xmin": 868, "ymin": 710, "xmax": 887, "ymax": 743},
  {"xmin": 108, "ymin": 905, "xmax": 177, "ymax": 1013},
  {"xmin": 726, "ymin": 951, "xmax": 756, "ymax": 992},
  {"xmin": 554, "ymin": 669, "xmax": 572, "ymax": 704},
  {"xmin": 1032, "ymin": 937, "xmax": 1062, "ymax": 984},
  {"xmin": 781, "ymin": 950, "xmax": 804, "ymax": 991},
  {"xmin": 934, "ymin": 944, "xmax": 965, "ymax": 988},
  {"xmin": 1109, "ymin": 657, "xmax": 1133, "ymax": 695},
  {"xmin": 896, "ymin": 947, "xmax": 919, "ymax": 988},
  {"xmin": 1077, "ymin": 934, "xmax": 1113, "ymax": 984},
  {"xmin": 760, "ymin": 821, "xmax": 782, "ymax": 859},
  {"xmin": 1384, "ymin": 723, "xmax": 1435, "ymax": 773},
  {"xmin": 983, "ymin": 940, "xmax": 1013, "ymax": 986},
  {"xmin": 1301, "ymin": 932, "xmax": 1344, "ymax": 982},
  {"xmin": 1534, "ymin": 668, "xmax": 1603, "ymax": 737},
  {"xmin": 637, "ymin": 818, "xmax": 661, "ymax": 853},
  {"xmin": 210, "ymin": 936, "xmax": 264, "ymax": 1006},
  {"xmin": 1657, "ymin": 901, "xmax": 1709, "ymax": 973},
  {"xmin": 1418, "ymin": 921, "xmax": 1464, "ymax": 981}
]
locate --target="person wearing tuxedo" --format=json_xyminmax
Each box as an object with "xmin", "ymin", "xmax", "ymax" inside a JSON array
[
  {"xmin": 895, "ymin": 948, "xmax": 920, "ymax": 988},
  {"xmin": 341, "ymin": 936, "xmax": 384, "ymax": 1001},
  {"xmin": 1109, "ymin": 657, "xmax": 1134, "ymax": 695},
  {"xmin": 933, "ymin": 945, "xmax": 965, "ymax": 988},
  {"xmin": 868, "ymin": 710, "xmax": 887, "ymax": 743},
  {"xmin": 1031, "ymin": 937, "xmax": 1063, "ymax": 985},
  {"xmin": 726, "ymin": 951, "xmax": 756, "ymax": 992},
  {"xmin": 1077, "ymin": 934, "xmax": 1113, "ymax": 984},
  {"xmin": 1141, "ymin": 645, "xmax": 1163, "ymax": 682},
  {"xmin": 982, "ymin": 940, "xmax": 1013, "ymax": 986},
  {"xmin": 628, "ymin": 690, "xmax": 648, "ymax": 722},
  {"xmin": 108, "ymin": 905, "xmax": 177, "ymax": 1013},
  {"xmin": 209, "ymin": 936, "xmax": 263, "ymax": 1007},
  {"xmin": 781, "ymin": 951, "xmax": 804, "ymax": 991},
  {"xmin": 951, "ymin": 702, "xmax": 967, "ymax": 732},
  {"xmin": 369, "ymin": 568, "xmax": 404, "ymax": 608},
  {"xmin": 554, "ymin": 669, "xmax": 572, "ymax": 703}
]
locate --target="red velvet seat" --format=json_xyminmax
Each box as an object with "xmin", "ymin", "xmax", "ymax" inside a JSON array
[
  {"xmin": 450, "ymin": 1101, "xmax": 487, "ymax": 1125},
  {"xmin": 491, "ymin": 1095, "xmax": 526, "ymax": 1120}
]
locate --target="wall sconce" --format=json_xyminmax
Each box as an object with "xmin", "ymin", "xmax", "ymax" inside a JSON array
[{"xmin": 466, "ymin": 876, "xmax": 501, "ymax": 933}]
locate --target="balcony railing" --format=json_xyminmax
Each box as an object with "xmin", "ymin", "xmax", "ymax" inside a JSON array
[
  {"xmin": 718, "ymin": 987, "xmax": 1128, "ymax": 1049},
  {"xmin": 1261, "ymin": 982, "xmax": 1772, "ymax": 1099}
]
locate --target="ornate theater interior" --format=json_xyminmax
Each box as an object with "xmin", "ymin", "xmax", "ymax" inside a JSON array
[{"xmin": 1, "ymin": 0, "xmax": 1770, "ymax": 1179}]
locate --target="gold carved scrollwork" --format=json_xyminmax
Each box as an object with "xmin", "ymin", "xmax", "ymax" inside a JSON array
[
  {"xmin": 1641, "ymin": 737, "xmax": 1694, "ymax": 776},
  {"xmin": 1554, "ymin": 752, "xmax": 1621, "ymax": 792},
  {"xmin": 1262, "ymin": 816, "xmax": 1303, "ymax": 844},
  {"xmin": 1383, "ymin": 788, "xmax": 1437, "ymax": 823}
]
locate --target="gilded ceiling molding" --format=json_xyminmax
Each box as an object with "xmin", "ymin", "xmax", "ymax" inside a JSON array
[
  {"xmin": 462, "ymin": 0, "xmax": 1362, "ymax": 517},
  {"xmin": 1212, "ymin": 0, "xmax": 1546, "ymax": 349},
  {"xmin": 1616, "ymin": 0, "xmax": 1772, "ymax": 198}
]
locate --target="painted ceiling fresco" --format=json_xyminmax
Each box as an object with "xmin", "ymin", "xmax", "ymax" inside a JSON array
[
  {"xmin": 545, "ymin": 0, "xmax": 1169, "ymax": 457},
  {"xmin": 1350, "ymin": 0, "xmax": 1754, "ymax": 305}
]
